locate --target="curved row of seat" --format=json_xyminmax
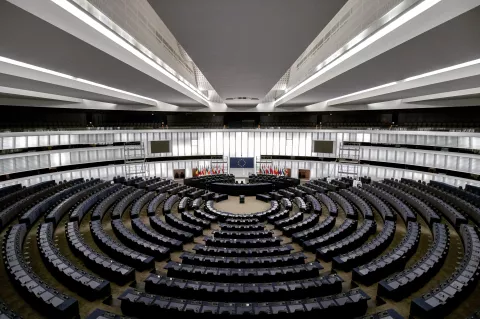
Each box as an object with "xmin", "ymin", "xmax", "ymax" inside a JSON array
[
  {"xmin": 111, "ymin": 189, "xmax": 146, "ymax": 219},
  {"xmin": 37, "ymin": 223, "xmax": 110, "ymax": 300},
  {"xmin": 328, "ymin": 192, "xmax": 356, "ymax": 219},
  {"xmin": 168, "ymin": 185, "xmax": 187, "ymax": 195},
  {"xmin": 278, "ymin": 189, "xmax": 294, "ymax": 199},
  {"xmin": 181, "ymin": 211, "xmax": 210, "ymax": 228},
  {"xmin": 190, "ymin": 197, "xmax": 203, "ymax": 210},
  {"xmin": 363, "ymin": 184, "xmax": 416, "ymax": 222},
  {"xmin": 45, "ymin": 180, "xmax": 106, "ymax": 226},
  {"xmin": 351, "ymin": 187, "xmax": 396, "ymax": 221},
  {"xmin": 145, "ymin": 179, "xmax": 170, "ymax": 191},
  {"xmin": 163, "ymin": 194, "xmax": 179, "ymax": 214},
  {"xmin": 0, "ymin": 300, "xmax": 21, "ymax": 319},
  {"xmin": 119, "ymin": 287, "xmax": 370, "ymax": 317},
  {"xmin": 339, "ymin": 189, "xmax": 373, "ymax": 220},
  {"xmin": 297, "ymin": 185, "xmax": 315, "ymax": 195},
  {"xmin": 398, "ymin": 179, "xmax": 467, "ymax": 228},
  {"xmin": 90, "ymin": 220, "xmax": 154, "ymax": 270},
  {"xmin": 204, "ymin": 236, "xmax": 282, "ymax": 248},
  {"xmin": 188, "ymin": 188, "xmax": 205, "ymax": 199},
  {"xmin": 374, "ymin": 182, "xmax": 440, "ymax": 226},
  {"xmin": 178, "ymin": 197, "xmax": 191, "ymax": 213},
  {"xmin": 225, "ymin": 217, "xmax": 260, "ymax": 224},
  {"xmin": 143, "ymin": 273, "xmax": 343, "ymax": 302},
  {"xmin": 164, "ymin": 261, "xmax": 323, "ymax": 283},
  {"xmin": 156, "ymin": 183, "xmax": 178, "ymax": 194},
  {"xmin": 410, "ymin": 224, "xmax": 480, "ymax": 318},
  {"xmin": 133, "ymin": 177, "xmax": 162, "ymax": 189},
  {"xmin": 303, "ymin": 182, "xmax": 326, "ymax": 193},
  {"xmin": 179, "ymin": 251, "xmax": 306, "ymax": 268},
  {"xmin": 431, "ymin": 180, "xmax": 480, "ymax": 210},
  {"xmin": 3, "ymin": 224, "xmax": 79, "ymax": 318},
  {"xmin": 111, "ymin": 219, "xmax": 169, "ymax": 260},
  {"xmin": 352, "ymin": 221, "xmax": 421, "ymax": 285},
  {"xmin": 378, "ymin": 222, "xmax": 449, "ymax": 300},
  {"xmin": 282, "ymin": 213, "xmax": 319, "ymax": 236},
  {"xmin": 219, "ymin": 222, "xmax": 264, "ymax": 231},
  {"xmin": 302, "ymin": 218, "xmax": 357, "ymax": 251},
  {"xmin": 316, "ymin": 193, "xmax": 338, "ymax": 216},
  {"xmin": 149, "ymin": 216, "xmax": 195, "ymax": 241},
  {"xmin": 0, "ymin": 180, "xmax": 57, "ymax": 230},
  {"xmin": 268, "ymin": 209, "xmax": 289, "ymax": 222},
  {"xmin": 19, "ymin": 179, "xmax": 86, "ymax": 228},
  {"xmin": 281, "ymin": 198, "xmax": 292, "ymax": 211},
  {"xmin": 317, "ymin": 219, "xmax": 377, "ymax": 261},
  {"xmin": 305, "ymin": 195, "xmax": 321, "ymax": 214},
  {"xmin": 194, "ymin": 209, "xmax": 217, "ymax": 221},
  {"xmin": 212, "ymin": 229, "xmax": 273, "ymax": 239},
  {"xmin": 332, "ymin": 220, "xmax": 395, "ymax": 270},
  {"xmin": 292, "ymin": 216, "xmax": 336, "ymax": 241},
  {"xmin": 274, "ymin": 211, "xmax": 303, "ymax": 228},
  {"xmin": 165, "ymin": 213, "xmax": 203, "ymax": 235},
  {"xmin": 69, "ymin": 183, "xmax": 122, "ymax": 222},
  {"xmin": 65, "ymin": 221, "xmax": 135, "ymax": 284},
  {"xmin": 131, "ymin": 218, "xmax": 182, "ymax": 249},
  {"xmin": 0, "ymin": 183, "xmax": 22, "ymax": 201},
  {"xmin": 293, "ymin": 197, "xmax": 307, "ymax": 212},
  {"xmin": 130, "ymin": 191, "xmax": 156, "ymax": 218},
  {"xmin": 147, "ymin": 192, "xmax": 167, "ymax": 215},
  {"xmin": 0, "ymin": 181, "xmax": 53, "ymax": 212},
  {"xmin": 91, "ymin": 187, "xmax": 134, "ymax": 221},
  {"xmin": 428, "ymin": 181, "xmax": 480, "ymax": 226},
  {"xmin": 193, "ymin": 244, "xmax": 293, "ymax": 257}
]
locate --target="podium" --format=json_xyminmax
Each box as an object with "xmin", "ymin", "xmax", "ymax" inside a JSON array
[{"xmin": 239, "ymin": 195, "xmax": 245, "ymax": 204}]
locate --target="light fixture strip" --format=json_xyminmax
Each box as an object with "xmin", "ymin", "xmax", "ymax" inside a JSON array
[
  {"xmin": 51, "ymin": 0, "xmax": 209, "ymax": 103},
  {"xmin": 0, "ymin": 55, "xmax": 158, "ymax": 103},
  {"xmin": 326, "ymin": 82, "xmax": 398, "ymax": 104},
  {"xmin": 276, "ymin": 0, "xmax": 442, "ymax": 105},
  {"xmin": 325, "ymin": 57, "xmax": 480, "ymax": 104}
]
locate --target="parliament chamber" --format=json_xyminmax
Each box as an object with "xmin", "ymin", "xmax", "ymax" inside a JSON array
[{"xmin": 0, "ymin": 0, "xmax": 480, "ymax": 318}]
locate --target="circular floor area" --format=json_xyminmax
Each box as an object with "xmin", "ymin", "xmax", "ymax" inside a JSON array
[{"xmin": 213, "ymin": 196, "xmax": 271, "ymax": 214}]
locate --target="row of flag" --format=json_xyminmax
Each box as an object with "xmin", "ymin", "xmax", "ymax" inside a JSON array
[
  {"xmin": 258, "ymin": 165, "xmax": 287, "ymax": 176},
  {"xmin": 195, "ymin": 165, "xmax": 225, "ymax": 176}
]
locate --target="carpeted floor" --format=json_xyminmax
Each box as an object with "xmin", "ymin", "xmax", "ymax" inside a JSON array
[{"xmin": 213, "ymin": 196, "xmax": 271, "ymax": 214}]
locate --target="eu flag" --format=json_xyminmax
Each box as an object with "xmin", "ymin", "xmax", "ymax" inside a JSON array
[{"xmin": 229, "ymin": 157, "xmax": 254, "ymax": 168}]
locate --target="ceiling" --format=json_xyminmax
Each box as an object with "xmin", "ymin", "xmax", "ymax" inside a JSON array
[
  {"xmin": 0, "ymin": 1, "xmax": 201, "ymax": 107},
  {"xmin": 0, "ymin": 0, "xmax": 479, "ymax": 112},
  {"xmin": 148, "ymin": 0, "xmax": 348, "ymax": 103},
  {"xmin": 285, "ymin": 5, "xmax": 480, "ymax": 107}
]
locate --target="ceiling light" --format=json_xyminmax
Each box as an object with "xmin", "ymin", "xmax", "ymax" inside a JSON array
[
  {"xmin": 276, "ymin": 0, "xmax": 442, "ymax": 105},
  {"xmin": 50, "ymin": 0, "xmax": 209, "ymax": 103},
  {"xmin": 404, "ymin": 58, "xmax": 480, "ymax": 82},
  {"xmin": 0, "ymin": 55, "xmax": 158, "ymax": 104},
  {"xmin": 326, "ymin": 82, "xmax": 398, "ymax": 104},
  {"xmin": 326, "ymin": 57, "xmax": 480, "ymax": 104}
]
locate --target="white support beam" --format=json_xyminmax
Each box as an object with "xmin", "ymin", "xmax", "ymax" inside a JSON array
[
  {"xmin": 0, "ymin": 57, "xmax": 158, "ymax": 106},
  {"xmin": 8, "ymin": 0, "xmax": 211, "ymax": 107},
  {"xmin": 274, "ymin": 0, "xmax": 480, "ymax": 106},
  {"xmin": 327, "ymin": 60, "xmax": 480, "ymax": 105},
  {"xmin": 0, "ymin": 86, "xmax": 82, "ymax": 102}
]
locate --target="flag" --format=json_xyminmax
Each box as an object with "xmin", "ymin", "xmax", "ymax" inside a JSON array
[{"xmin": 195, "ymin": 168, "xmax": 199, "ymax": 176}]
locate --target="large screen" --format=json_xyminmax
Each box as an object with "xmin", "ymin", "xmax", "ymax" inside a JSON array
[
  {"xmin": 313, "ymin": 140, "xmax": 334, "ymax": 153},
  {"xmin": 150, "ymin": 140, "xmax": 170, "ymax": 153},
  {"xmin": 229, "ymin": 157, "xmax": 255, "ymax": 168}
]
